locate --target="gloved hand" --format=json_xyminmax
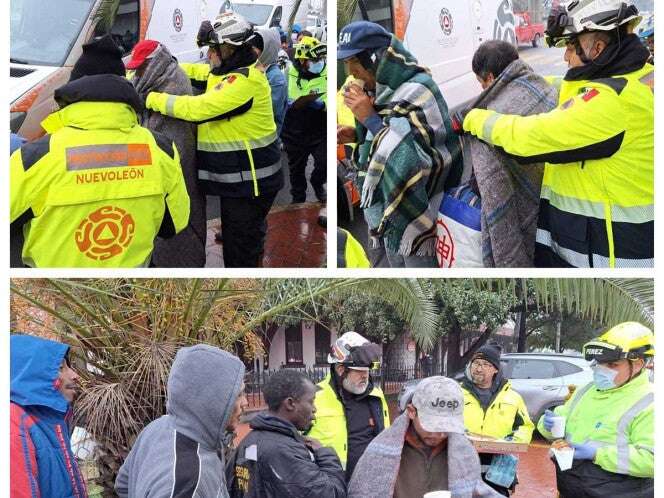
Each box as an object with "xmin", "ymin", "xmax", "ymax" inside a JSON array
[
  {"xmin": 572, "ymin": 443, "xmax": 597, "ymax": 461},
  {"xmin": 542, "ymin": 409, "xmax": 555, "ymax": 432}
]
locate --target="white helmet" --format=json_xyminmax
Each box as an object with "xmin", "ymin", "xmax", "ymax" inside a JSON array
[
  {"xmin": 545, "ymin": 0, "xmax": 642, "ymax": 47},
  {"xmin": 197, "ymin": 12, "xmax": 255, "ymax": 48},
  {"xmin": 328, "ymin": 331, "xmax": 382, "ymax": 371}
]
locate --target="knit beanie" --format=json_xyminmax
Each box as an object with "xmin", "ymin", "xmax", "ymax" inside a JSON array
[
  {"xmin": 70, "ymin": 34, "xmax": 126, "ymax": 82},
  {"xmin": 472, "ymin": 343, "xmax": 502, "ymax": 370}
]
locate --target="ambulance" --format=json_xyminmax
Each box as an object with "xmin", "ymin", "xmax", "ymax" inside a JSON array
[{"xmin": 10, "ymin": 0, "xmax": 228, "ymax": 140}]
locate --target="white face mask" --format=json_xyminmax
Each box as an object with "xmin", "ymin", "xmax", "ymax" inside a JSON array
[{"xmin": 592, "ymin": 363, "xmax": 619, "ymax": 390}]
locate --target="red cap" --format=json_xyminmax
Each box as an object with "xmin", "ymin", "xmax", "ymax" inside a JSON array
[{"xmin": 125, "ymin": 40, "xmax": 160, "ymax": 70}]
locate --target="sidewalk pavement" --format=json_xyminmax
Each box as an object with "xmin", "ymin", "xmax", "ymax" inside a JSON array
[{"xmin": 205, "ymin": 202, "xmax": 326, "ymax": 268}]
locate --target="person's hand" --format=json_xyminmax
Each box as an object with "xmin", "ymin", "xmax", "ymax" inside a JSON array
[
  {"xmin": 343, "ymin": 84, "xmax": 375, "ymax": 123},
  {"xmin": 572, "ymin": 443, "xmax": 597, "ymax": 461},
  {"xmin": 543, "ymin": 410, "xmax": 555, "ymax": 432},
  {"xmin": 337, "ymin": 125, "xmax": 357, "ymax": 144},
  {"xmin": 451, "ymin": 110, "xmax": 466, "ymax": 134},
  {"xmin": 302, "ymin": 436, "xmax": 322, "ymax": 451}
]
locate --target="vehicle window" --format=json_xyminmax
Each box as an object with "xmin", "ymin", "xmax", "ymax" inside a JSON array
[
  {"xmin": 500, "ymin": 359, "xmax": 513, "ymax": 377},
  {"xmin": 230, "ymin": 4, "xmax": 274, "ymax": 26},
  {"xmin": 352, "ymin": 0, "xmax": 394, "ymax": 32},
  {"xmin": 11, "ymin": 0, "xmax": 96, "ymax": 66},
  {"xmin": 271, "ymin": 6, "xmax": 283, "ymax": 27},
  {"xmin": 554, "ymin": 360, "xmax": 583, "ymax": 376},
  {"xmin": 508, "ymin": 359, "xmax": 557, "ymax": 379},
  {"xmin": 108, "ymin": 0, "xmax": 140, "ymax": 55}
]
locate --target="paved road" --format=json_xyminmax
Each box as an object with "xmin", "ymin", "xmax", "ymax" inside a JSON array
[{"xmin": 518, "ymin": 45, "xmax": 568, "ymax": 79}]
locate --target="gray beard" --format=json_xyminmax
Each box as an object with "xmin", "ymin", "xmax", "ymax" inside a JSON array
[{"xmin": 343, "ymin": 377, "xmax": 367, "ymax": 395}]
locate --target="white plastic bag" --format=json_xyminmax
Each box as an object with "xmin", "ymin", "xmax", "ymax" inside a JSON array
[{"xmin": 436, "ymin": 185, "xmax": 483, "ymax": 268}]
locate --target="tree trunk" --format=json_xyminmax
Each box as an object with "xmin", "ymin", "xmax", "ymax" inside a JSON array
[
  {"xmin": 516, "ymin": 309, "xmax": 528, "ymax": 352},
  {"xmin": 446, "ymin": 317, "xmax": 462, "ymax": 374}
]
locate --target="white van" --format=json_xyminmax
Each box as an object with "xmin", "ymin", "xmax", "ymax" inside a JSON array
[
  {"xmin": 10, "ymin": 0, "xmax": 227, "ymax": 140},
  {"xmin": 346, "ymin": 0, "xmax": 517, "ymax": 109},
  {"xmin": 221, "ymin": 0, "xmax": 325, "ymax": 33}
]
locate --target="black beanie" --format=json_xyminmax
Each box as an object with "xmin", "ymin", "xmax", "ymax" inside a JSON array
[
  {"xmin": 70, "ymin": 34, "xmax": 126, "ymax": 82},
  {"xmin": 472, "ymin": 343, "xmax": 502, "ymax": 371}
]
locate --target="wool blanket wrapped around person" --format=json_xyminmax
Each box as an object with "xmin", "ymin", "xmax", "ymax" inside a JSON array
[
  {"xmin": 347, "ymin": 413, "xmax": 501, "ymax": 498},
  {"xmin": 463, "ymin": 58, "xmax": 557, "ymax": 267},
  {"xmin": 132, "ymin": 44, "xmax": 207, "ymax": 267},
  {"xmin": 354, "ymin": 36, "xmax": 461, "ymax": 257}
]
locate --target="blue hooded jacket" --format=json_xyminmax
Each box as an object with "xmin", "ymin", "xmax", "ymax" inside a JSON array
[{"xmin": 10, "ymin": 334, "xmax": 87, "ymax": 498}]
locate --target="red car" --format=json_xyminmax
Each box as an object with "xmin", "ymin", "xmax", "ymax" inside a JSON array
[{"xmin": 515, "ymin": 12, "xmax": 545, "ymax": 47}]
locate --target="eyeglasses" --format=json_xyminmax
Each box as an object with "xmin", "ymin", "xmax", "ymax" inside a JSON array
[{"xmin": 471, "ymin": 360, "xmax": 494, "ymax": 370}]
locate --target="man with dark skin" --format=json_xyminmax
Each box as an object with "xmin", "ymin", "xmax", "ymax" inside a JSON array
[{"xmin": 228, "ymin": 369, "xmax": 346, "ymax": 498}]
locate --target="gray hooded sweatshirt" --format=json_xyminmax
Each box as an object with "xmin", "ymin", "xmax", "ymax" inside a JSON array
[
  {"xmin": 115, "ymin": 345, "xmax": 245, "ymax": 498},
  {"xmin": 256, "ymin": 27, "xmax": 287, "ymax": 135},
  {"xmin": 132, "ymin": 44, "xmax": 207, "ymax": 267}
]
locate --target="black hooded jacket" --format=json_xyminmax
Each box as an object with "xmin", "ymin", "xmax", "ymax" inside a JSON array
[{"xmin": 226, "ymin": 413, "xmax": 346, "ymax": 498}]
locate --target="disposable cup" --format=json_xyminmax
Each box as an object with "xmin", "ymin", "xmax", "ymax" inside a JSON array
[
  {"xmin": 550, "ymin": 416, "xmax": 566, "ymax": 438},
  {"xmin": 424, "ymin": 492, "xmax": 451, "ymax": 498}
]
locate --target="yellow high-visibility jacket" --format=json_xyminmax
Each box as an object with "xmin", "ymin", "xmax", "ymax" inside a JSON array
[
  {"xmin": 10, "ymin": 77, "xmax": 189, "ymax": 268},
  {"xmin": 538, "ymin": 371, "xmax": 653, "ymax": 479},
  {"xmin": 307, "ymin": 373, "xmax": 390, "ymax": 468},
  {"xmin": 461, "ymin": 379, "xmax": 534, "ymax": 443},
  {"xmin": 337, "ymin": 228, "xmax": 370, "ymax": 268},
  {"xmin": 147, "ymin": 63, "xmax": 282, "ymax": 198},
  {"xmin": 463, "ymin": 63, "xmax": 653, "ymax": 268}
]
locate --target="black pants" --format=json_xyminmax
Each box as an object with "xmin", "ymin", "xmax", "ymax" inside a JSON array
[
  {"xmin": 219, "ymin": 191, "xmax": 278, "ymax": 267},
  {"xmin": 557, "ymin": 460, "xmax": 654, "ymax": 498},
  {"xmin": 284, "ymin": 139, "xmax": 325, "ymax": 202}
]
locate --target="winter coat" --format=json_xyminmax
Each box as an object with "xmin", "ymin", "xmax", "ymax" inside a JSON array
[
  {"xmin": 132, "ymin": 44, "xmax": 206, "ymax": 267},
  {"xmin": 256, "ymin": 28, "xmax": 288, "ymax": 136},
  {"xmin": 227, "ymin": 412, "xmax": 346, "ymax": 498},
  {"xmin": 115, "ymin": 345, "xmax": 245, "ymax": 498},
  {"xmin": 10, "ymin": 334, "xmax": 87, "ymax": 498}
]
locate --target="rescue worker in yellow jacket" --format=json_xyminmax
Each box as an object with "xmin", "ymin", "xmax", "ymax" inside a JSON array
[
  {"xmin": 538, "ymin": 323, "xmax": 654, "ymax": 498},
  {"xmin": 306, "ymin": 331, "xmax": 390, "ymax": 480},
  {"xmin": 461, "ymin": 1, "xmax": 653, "ymax": 268},
  {"xmin": 337, "ymin": 228, "xmax": 370, "ymax": 268},
  {"xmin": 283, "ymin": 36, "xmax": 327, "ymax": 203},
  {"xmin": 460, "ymin": 343, "xmax": 533, "ymax": 496},
  {"xmin": 10, "ymin": 35, "xmax": 189, "ymax": 268},
  {"xmin": 145, "ymin": 12, "xmax": 283, "ymax": 267}
]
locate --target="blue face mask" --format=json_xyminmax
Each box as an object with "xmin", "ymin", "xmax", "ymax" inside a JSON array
[
  {"xmin": 308, "ymin": 60, "xmax": 325, "ymax": 74},
  {"xmin": 592, "ymin": 364, "xmax": 618, "ymax": 390}
]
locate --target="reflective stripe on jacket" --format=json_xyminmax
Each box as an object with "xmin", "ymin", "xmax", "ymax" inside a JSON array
[
  {"xmin": 337, "ymin": 229, "xmax": 370, "ymax": 268},
  {"xmin": 307, "ymin": 373, "xmax": 390, "ymax": 467},
  {"xmin": 464, "ymin": 64, "xmax": 654, "ymax": 268},
  {"xmin": 537, "ymin": 371, "xmax": 653, "ymax": 478},
  {"xmin": 148, "ymin": 63, "xmax": 282, "ymax": 198},
  {"xmin": 10, "ymin": 99, "xmax": 189, "ymax": 268},
  {"xmin": 461, "ymin": 381, "xmax": 534, "ymax": 444}
]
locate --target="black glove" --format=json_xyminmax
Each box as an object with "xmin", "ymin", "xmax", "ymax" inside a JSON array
[{"xmin": 197, "ymin": 20, "xmax": 216, "ymax": 47}]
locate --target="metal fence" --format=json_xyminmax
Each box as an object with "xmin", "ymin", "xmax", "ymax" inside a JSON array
[{"xmin": 244, "ymin": 364, "xmax": 436, "ymax": 409}]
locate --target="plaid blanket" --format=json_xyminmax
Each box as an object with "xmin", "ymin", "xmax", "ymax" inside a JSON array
[
  {"xmin": 347, "ymin": 413, "xmax": 502, "ymax": 498},
  {"xmin": 354, "ymin": 37, "xmax": 461, "ymax": 256},
  {"xmin": 464, "ymin": 59, "xmax": 557, "ymax": 267}
]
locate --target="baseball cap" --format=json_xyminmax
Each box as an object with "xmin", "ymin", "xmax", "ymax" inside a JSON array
[
  {"xmin": 411, "ymin": 376, "xmax": 465, "ymax": 434},
  {"xmin": 337, "ymin": 21, "xmax": 392, "ymax": 60},
  {"xmin": 125, "ymin": 40, "xmax": 160, "ymax": 70}
]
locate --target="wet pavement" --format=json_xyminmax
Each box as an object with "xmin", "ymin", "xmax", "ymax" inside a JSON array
[{"xmin": 205, "ymin": 152, "xmax": 327, "ymax": 267}]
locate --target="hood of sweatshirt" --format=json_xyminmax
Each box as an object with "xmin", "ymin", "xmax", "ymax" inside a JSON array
[
  {"xmin": 11, "ymin": 334, "xmax": 71, "ymax": 414},
  {"xmin": 257, "ymin": 27, "xmax": 281, "ymax": 68},
  {"xmin": 166, "ymin": 344, "xmax": 245, "ymax": 450}
]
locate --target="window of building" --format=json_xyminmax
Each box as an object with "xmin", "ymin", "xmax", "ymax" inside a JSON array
[
  {"xmin": 315, "ymin": 325, "xmax": 331, "ymax": 365},
  {"xmin": 285, "ymin": 325, "xmax": 303, "ymax": 366}
]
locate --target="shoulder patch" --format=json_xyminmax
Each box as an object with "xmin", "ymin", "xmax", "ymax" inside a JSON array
[
  {"xmin": 593, "ymin": 77, "xmax": 627, "ymax": 95},
  {"xmin": 581, "ymin": 88, "xmax": 600, "ymax": 102},
  {"xmin": 20, "ymin": 134, "xmax": 51, "ymax": 171},
  {"xmin": 150, "ymin": 131, "xmax": 175, "ymax": 159}
]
